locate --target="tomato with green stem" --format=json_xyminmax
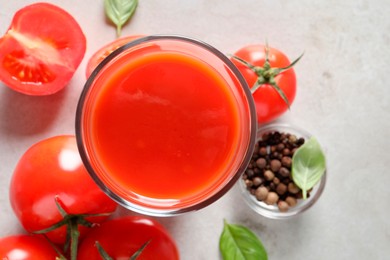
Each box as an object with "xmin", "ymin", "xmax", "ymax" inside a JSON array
[
  {"xmin": 0, "ymin": 3, "xmax": 86, "ymax": 95},
  {"xmin": 9, "ymin": 135, "xmax": 118, "ymax": 248},
  {"xmin": 231, "ymin": 44, "xmax": 302, "ymax": 124},
  {"xmin": 77, "ymin": 216, "xmax": 179, "ymax": 260},
  {"xmin": 0, "ymin": 235, "xmax": 63, "ymax": 260}
]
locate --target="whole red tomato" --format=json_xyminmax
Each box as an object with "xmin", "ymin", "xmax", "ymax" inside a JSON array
[
  {"xmin": 77, "ymin": 216, "xmax": 179, "ymax": 260},
  {"xmin": 85, "ymin": 35, "xmax": 144, "ymax": 78},
  {"xmin": 0, "ymin": 3, "xmax": 86, "ymax": 95},
  {"xmin": 231, "ymin": 44, "xmax": 301, "ymax": 124},
  {"xmin": 0, "ymin": 235, "xmax": 60, "ymax": 260},
  {"xmin": 9, "ymin": 135, "xmax": 118, "ymax": 245}
]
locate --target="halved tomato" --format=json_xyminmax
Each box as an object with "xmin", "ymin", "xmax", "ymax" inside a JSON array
[
  {"xmin": 85, "ymin": 35, "xmax": 144, "ymax": 78},
  {"xmin": 0, "ymin": 3, "xmax": 86, "ymax": 95}
]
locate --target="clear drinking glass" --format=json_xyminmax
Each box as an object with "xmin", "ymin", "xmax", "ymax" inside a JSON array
[{"xmin": 76, "ymin": 35, "xmax": 257, "ymax": 216}]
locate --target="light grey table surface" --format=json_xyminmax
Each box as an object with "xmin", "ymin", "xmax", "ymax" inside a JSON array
[{"xmin": 1, "ymin": 0, "xmax": 389, "ymax": 259}]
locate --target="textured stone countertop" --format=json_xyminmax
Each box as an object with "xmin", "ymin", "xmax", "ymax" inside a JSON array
[{"xmin": 1, "ymin": 1, "xmax": 389, "ymax": 259}]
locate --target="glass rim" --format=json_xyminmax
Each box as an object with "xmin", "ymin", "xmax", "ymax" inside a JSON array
[{"xmin": 75, "ymin": 34, "xmax": 258, "ymax": 216}]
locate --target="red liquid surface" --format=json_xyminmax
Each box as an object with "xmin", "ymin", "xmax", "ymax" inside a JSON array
[{"xmin": 89, "ymin": 51, "xmax": 241, "ymax": 206}]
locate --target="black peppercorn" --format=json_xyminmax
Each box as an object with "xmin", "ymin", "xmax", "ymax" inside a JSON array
[{"xmin": 242, "ymin": 130, "xmax": 309, "ymax": 212}]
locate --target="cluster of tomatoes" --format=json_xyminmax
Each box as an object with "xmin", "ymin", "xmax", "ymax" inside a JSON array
[
  {"xmin": 0, "ymin": 2, "xmax": 300, "ymax": 259},
  {"xmin": 1, "ymin": 135, "xmax": 179, "ymax": 259}
]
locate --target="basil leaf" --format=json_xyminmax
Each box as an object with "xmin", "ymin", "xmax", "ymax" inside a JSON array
[
  {"xmin": 292, "ymin": 137, "xmax": 326, "ymax": 199},
  {"xmin": 104, "ymin": 0, "xmax": 138, "ymax": 36},
  {"xmin": 219, "ymin": 220, "xmax": 268, "ymax": 260}
]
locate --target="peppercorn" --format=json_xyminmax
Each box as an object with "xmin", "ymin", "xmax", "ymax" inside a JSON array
[
  {"xmin": 264, "ymin": 192, "xmax": 279, "ymax": 205},
  {"xmin": 246, "ymin": 169, "xmax": 255, "ymax": 178},
  {"xmin": 276, "ymin": 183, "xmax": 287, "ymax": 195},
  {"xmin": 288, "ymin": 134, "xmax": 297, "ymax": 144},
  {"xmin": 288, "ymin": 182, "xmax": 300, "ymax": 194},
  {"xmin": 264, "ymin": 170, "xmax": 274, "ymax": 181},
  {"xmin": 270, "ymin": 159, "xmax": 281, "ymax": 172},
  {"xmin": 278, "ymin": 200, "xmax": 289, "ymax": 212},
  {"xmin": 297, "ymin": 137, "xmax": 305, "ymax": 145},
  {"xmin": 245, "ymin": 179, "xmax": 253, "ymax": 188},
  {"xmin": 285, "ymin": 196, "xmax": 297, "ymax": 207},
  {"xmin": 242, "ymin": 130, "xmax": 310, "ymax": 213},
  {"xmin": 282, "ymin": 148, "xmax": 290, "ymax": 156},
  {"xmin": 252, "ymin": 177, "xmax": 263, "ymax": 187},
  {"xmin": 281, "ymin": 156, "xmax": 292, "ymax": 167},
  {"xmin": 255, "ymin": 186, "xmax": 268, "ymax": 201},
  {"xmin": 279, "ymin": 167, "xmax": 290, "ymax": 178},
  {"xmin": 259, "ymin": 146, "xmax": 267, "ymax": 156},
  {"xmin": 276, "ymin": 143, "xmax": 285, "ymax": 151},
  {"xmin": 256, "ymin": 158, "xmax": 267, "ymax": 169}
]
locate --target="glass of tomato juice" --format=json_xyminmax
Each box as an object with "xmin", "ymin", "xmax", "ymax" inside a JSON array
[{"xmin": 76, "ymin": 35, "xmax": 257, "ymax": 216}]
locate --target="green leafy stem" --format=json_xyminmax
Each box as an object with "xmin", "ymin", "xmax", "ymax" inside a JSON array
[
  {"xmin": 33, "ymin": 196, "xmax": 147, "ymax": 260},
  {"xmin": 230, "ymin": 45, "xmax": 303, "ymax": 109},
  {"xmin": 105, "ymin": 0, "xmax": 138, "ymax": 37}
]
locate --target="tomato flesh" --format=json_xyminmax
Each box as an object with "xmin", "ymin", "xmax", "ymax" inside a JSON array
[
  {"xmin": 9, "ymin": 135, "xmax": 118, "ymax": 244},
  {"xmin": 0, "ymin": 3, "xmax": 86, "ymax": 95}
]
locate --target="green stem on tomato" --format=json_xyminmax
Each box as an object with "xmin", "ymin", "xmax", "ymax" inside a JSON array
[
  {"xmin": 95, "ymin": 240, "xmax": 150, "ymax": 260},
  {"xmin": 42, "ymin": 235, "xmax": 67, "ymax": 260},
  {"xmin": 230, "ymin": 44, "xmax": 303, "ymax": 110},
  {"xmin": 69, "ymin": 218, "xmax": 80, "ymax": 260},
  {"xmin": 32, "ymin": 196, "xmax": 116, "ymax": 260},
  {"xmin": 130, "ymin": 240, "xmax": 151, "ymax": 260},
  {"xmin": 96, "ymin": 241, "xmax": 114, "ymax": 260}
]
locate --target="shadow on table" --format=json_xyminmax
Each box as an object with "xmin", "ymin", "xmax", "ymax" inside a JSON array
[{"xmin": 0, "ymin": 83, "xmax": 68, "ymax": 136}]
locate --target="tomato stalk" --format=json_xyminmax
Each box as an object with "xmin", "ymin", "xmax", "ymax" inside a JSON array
[
  {"xmin": 32, "ymin": 196, "xmax": 115, "ymax": 260},
  {"xmin": 68, "ymin": 219, "xmax": 80, "ymax": 260},
  {"xmin": 231, "ymin": 45, "xmax": 303, "ymax": 109},
  {"xmin": 41, "ymin": 235, "xmax": 68, "ymax": 260},
  {"xmin": 130, "ymin": 240, "xmax": 151, "ymax": 260},
  {"xmin": 95, "ymin": 240, "xmax": 150, "ymax": 260},
  {"xmin": 96, "ymin": 241, "xmax": 113, "ymax": 260}
]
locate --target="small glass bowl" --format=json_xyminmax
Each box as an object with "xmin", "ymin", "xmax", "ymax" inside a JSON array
[{"xmin": 238, "ymin": 123, "xmax": 326, "ymax": 219}]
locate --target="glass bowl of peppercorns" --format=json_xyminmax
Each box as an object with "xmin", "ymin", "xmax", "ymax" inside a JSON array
[{"xmin": 239, "ymin": 123, "xmax": 326, "ymax": 219}]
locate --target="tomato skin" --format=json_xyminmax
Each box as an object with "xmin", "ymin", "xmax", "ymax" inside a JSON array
[
  {"xmin": 9, "ymin": 135, "xmax": 118, "ymax": 245},
  {"xmin": 0, "ymin": 235, "xmax": 60, "ymax": 260},
  {"xmin": 85, "ymin": 35, "xmax": 144, "ymax": 78},
  {"xmin": 0, "ymin": 3, "xmax": 86, "ymax": 95},
  {"xmin": 78, "ymin": 216, "xmax": 180, "ymax": 260},
  {"xmin": 231, "ymin": 44, "xmax": 297, "ymax": 124}
]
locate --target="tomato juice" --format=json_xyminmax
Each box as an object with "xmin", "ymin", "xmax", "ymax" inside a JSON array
[{"xmin": 76, "ymin": 36, "xmax": 256, "ymax": 215}]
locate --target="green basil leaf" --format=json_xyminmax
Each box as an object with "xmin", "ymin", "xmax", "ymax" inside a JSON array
[
  {"xmin": 104, "ymin": 0, "xmax": 138, "ymax": 37},
  {"xmin": 292, "ymin": 136, "xmax": 326, "ymax": 199},
  {"xmin": 219, "ymin": 220, "xmax": 268, "ymax": 260}
]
